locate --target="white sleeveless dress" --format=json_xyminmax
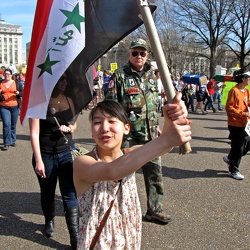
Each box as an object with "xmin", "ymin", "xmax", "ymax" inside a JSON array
[{"xmin": 77, "ymin": 148, "xmax": 142, "ymax": 250}]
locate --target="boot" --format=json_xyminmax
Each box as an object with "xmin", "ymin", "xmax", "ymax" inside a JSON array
[
  {"xmin": 41, "ymin": 201, "xmax": 55, "ymax": 237},
  {"xmin": 45, "ymin": 219, "xmax": 55, "ymax": 237},
  {"xmin": 65, "ymin": 207, "xmax": 79, "ymax": 249}
]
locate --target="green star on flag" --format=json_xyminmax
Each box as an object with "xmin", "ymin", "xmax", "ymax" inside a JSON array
[
  {"xmin": 37, "ymin": 54, "xmax": 60, "ymax": 77},
  {"xmin": 60, "ymin": 3, "xmax": 85, "ymax": 33}
]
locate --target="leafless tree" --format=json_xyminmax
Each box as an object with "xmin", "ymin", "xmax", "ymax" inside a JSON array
[
  {"xmin": 225, "ymin": 0, "xmax": 250, "ymax": 68},
  {"xmin": 149, "ymin": 0, "xmax": 193, "ymax": 77},
  {"xmin": 216, "ymin": 44, "xmax": 238, "ymax": 70},
  {"xmin": 172, "ymin": 0, "xmax": 233, "ymax": 78}
]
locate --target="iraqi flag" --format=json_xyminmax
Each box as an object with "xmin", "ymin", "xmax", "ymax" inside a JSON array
[{"xmin": 20, "ymin": 0, "xmax": 156, "ymax": 125}]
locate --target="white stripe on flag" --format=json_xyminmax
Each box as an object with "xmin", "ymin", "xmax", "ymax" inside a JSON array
[{"xmin": 26, "ymin": 0, "xmax": 85, "ymax": 120}]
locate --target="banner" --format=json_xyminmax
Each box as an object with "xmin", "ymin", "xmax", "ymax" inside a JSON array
[
  {"xmin": 20, "ymin": 0, "xmax": 156, "ymax": 125},
  {"xmin": 222, "ymin": 82, "xmax": 250, "ymax": 105}
]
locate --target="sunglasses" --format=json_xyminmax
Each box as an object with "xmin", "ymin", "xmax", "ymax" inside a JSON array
[{"xmin": 131, "ymin": 51, "xmax": 147, "ymax": 57}]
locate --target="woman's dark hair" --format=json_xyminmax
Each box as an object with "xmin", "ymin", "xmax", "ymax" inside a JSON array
[
  {"xmin": 233, "ymin": 68, "xmax": 249, "ymax": 84},
  {"xmin": 4, "ymin": 69, "xmax": 12, "ymax": 75},
  {"xmin": 89, "ymin": 100, "xmax": 130, "ymax": 125}
]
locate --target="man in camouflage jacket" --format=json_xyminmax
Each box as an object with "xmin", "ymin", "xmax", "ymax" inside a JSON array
[{"xmin": 105, "ymin": 38, "xmax": 172, "ymax": 223}]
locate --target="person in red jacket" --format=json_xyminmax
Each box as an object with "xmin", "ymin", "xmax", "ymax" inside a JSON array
[
  {"xmin": 204, "ymin": 78, "xmax": 216, "ymax": 112},
  {"xmin": 223, "ymin": 68, "xmax": 250, "ymax": 180}
]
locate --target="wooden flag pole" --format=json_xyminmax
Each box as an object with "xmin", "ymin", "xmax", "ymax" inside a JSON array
[{"xmin": 137, "ymin": 0, "xmax": 191, "ymax": 154}]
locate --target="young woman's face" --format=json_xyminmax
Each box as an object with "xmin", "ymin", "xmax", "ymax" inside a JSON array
[
  {"xmin": 57, "ymin": 77, "xmax": 67, "ymax": 92},
  {"xmin": 91, "ymin": 109, "xmax": 130, "ymax": 149}
]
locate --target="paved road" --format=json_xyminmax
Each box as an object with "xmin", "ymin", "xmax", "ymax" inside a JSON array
[{"xmin": 0, "ymin": 109, "xmax": 249, "ymax": 249}]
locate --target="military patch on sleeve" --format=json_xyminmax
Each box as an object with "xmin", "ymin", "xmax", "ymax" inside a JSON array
[
  {"xmin": 150, "ymin": 79, "xmax": 155, "ymax": 84},
  {"xmin": 108, "ymin": 80, "xmax": 114, "ymax": 88}
]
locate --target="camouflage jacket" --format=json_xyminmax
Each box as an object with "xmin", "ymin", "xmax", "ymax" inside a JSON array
[{"xmin": 105, "ymin": 62, "xmax": 159, "ymax": 142}]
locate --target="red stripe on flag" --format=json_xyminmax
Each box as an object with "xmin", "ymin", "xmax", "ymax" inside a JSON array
[
  {"xmin": 93, "ymin": 66, "xmax": 98, "ymax": 79},
  {"xmin": 20, "ymin": 0, "xmax": 54, "ymax": 124}
]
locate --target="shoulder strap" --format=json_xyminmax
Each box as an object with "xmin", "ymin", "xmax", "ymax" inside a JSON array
[{"xmin": 89, "ymin": 180, "xmax": 122, "ymax": 250}]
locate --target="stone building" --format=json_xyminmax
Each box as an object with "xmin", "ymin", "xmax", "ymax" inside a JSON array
[{"xmin": 0, "ymin": 20, "xmax": 23, "ymax": 69}]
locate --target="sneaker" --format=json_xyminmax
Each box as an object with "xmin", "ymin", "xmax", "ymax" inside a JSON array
[
  {"xmin": 2, "ymin": 145, "xmax": 9, "ymax": 151},
  {"xmin": 228, "ymin": 171, "xmax": 244, "ymax": 180},
  {"xmin": 202, "ymin": 111, "xmax": 208, "ymax": 115},
  {"xmin": 11, "ymin": 143, "xmax": 17, "ymax": 147},
  {"xmin": 145, "ymin": 210, "xmax": 173, "ymax": 223},
  {"xmin": 223, "ymin": 156, "xmax": 230, "ymax": 166}
]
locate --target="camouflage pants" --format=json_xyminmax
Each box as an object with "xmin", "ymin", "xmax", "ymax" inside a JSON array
[{"xmin": 123, "ymin": 138, "xmax": 164, "ymax": 212}]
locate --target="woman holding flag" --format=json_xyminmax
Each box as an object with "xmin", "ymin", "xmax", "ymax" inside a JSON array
[{"xmin": 73, "ymin": 95, "xmax": 191, "ymax": 249}]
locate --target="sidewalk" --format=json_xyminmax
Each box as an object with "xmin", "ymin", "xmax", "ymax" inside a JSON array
[{"xmin": 0, "ymin": 110, "xmax": 249, "ymax": 249}]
